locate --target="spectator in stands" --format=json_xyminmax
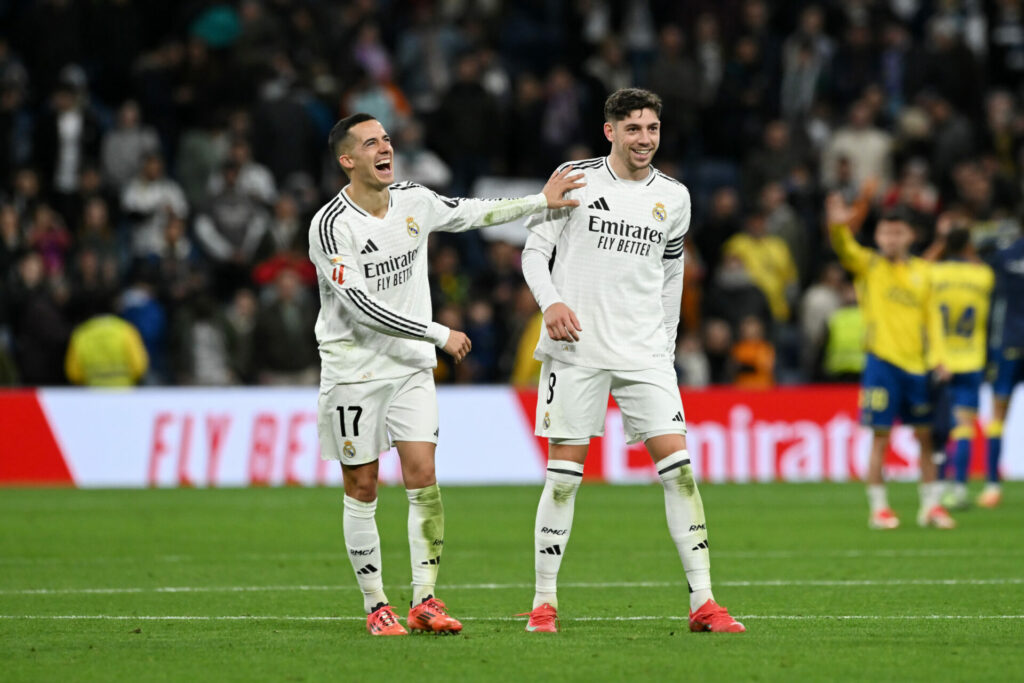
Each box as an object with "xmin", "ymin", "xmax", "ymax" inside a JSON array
[
  {"xmin": 0, "ymin": 203, "xmax": 24, "ymax": 276},
  {"xmin": 692, "ymin": 186, "xmax": 742, "ymax": 283},
  {"xmin": 265, "ymin": 194, "xmax": 304, "ymax": 254},
  {"xmin": 821, "ymin": 281, "xmax": 865, "ymax": 382},
  {"xmin": 207, "ymin": 137, "xmax": 276, "ymax": 207},
  {"xmin": 799, "ymin": 262, "xmax": 845, "ymax": 379},
  {"xmin": 436, "ymin": 52, "xmax": 501, "ymax": 196},
  {"xmin": 923, "ymin": 93, "xmax": 976, "ymax": 191},
  {"xmin": 744, "ymin": 120, "xmax": 802, "ymax": 203},
  {"xmin": 647, "ymin": 25, "xmax": 700, "ymax": 161},
  {"xmin": 676, "ymin": 332, "xmax": 710, "ymax": 389},
  {"xmin": 252, "ymin": 268, "xmax": 317, "ymax": 385},
  {"xmin": 704, "ymin": 253, "xmax": 773, "ymax": 334},
  {"xmin": 761, "ymin": 181, "xmax": 808, "ymax": 284},
  {"xmin": 0, "ymin": 63, "xmax": 32, "ymax": 192},
  {"xmin": 170, "ymin": 291, "xmax": 238, "ymax": 386},
  {"xmin": 723, "ymin": 212, "xmax": 799, "ymax": 323},
  {"xmin": 25, "ymin": 204, "xmax": 71, "ymax": 276},
  {"xmin": 121, "ymin": 152, "xmax": 188, "ymax": 261},
  {"xmin": 393, "ymin": 119, "xmax": 451, "ymax": 190},
  {"xmin": 822, "ymin": 100, "xmax": 894, "ymax": 191},
  {"xmin": 732, "ymin": 315, "xmax": 775, "ymax": 389},
  {"xmin": 703, "ymin": 318, "xmax": 734, "ymax": 384},
  {"xmin": 101, "ymin": 100, "xmax": 160, "ymax": 191},
  {"xmin": 194, "ymin": 161, "xmax": 270, "ymax": 297},
  {"xmin": 33, "ymin": 68, "xmax": 102, "ymax": 222},
  {"xmin": 225, "ymin": 288, "xmax": 257, "ymax": 385},
  {"xmin": 7, "ymin": 251, "xmax": 69, "ymax": 385},
  {"xmin": 65, "ymin": 300, "xmax": 148, "ymax": 387}
]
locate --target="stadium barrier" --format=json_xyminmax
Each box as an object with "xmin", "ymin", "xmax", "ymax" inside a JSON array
[{"xmin": 1, "ymin": 385, "xmax": 1021, "ymax": 487}]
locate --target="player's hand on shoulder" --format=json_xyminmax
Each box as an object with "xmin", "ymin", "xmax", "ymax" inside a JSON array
[
  {"xmin": 542, "ymin": 166, "xmax": 586, "ymax": 209},
  {"xmin": 544, "ymin": 302, "xmax": 582, "ymax": 342},
  {"xmin": 443, "ymin": 330, "xmax": 472, "ymax": 363}
]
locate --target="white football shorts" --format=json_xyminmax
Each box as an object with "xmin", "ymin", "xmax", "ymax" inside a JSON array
[
  {"xmin": 317, "ymin": 368, "xmax": 438, "ymax": 466},
  {"xmin": 535, "ymin": 358, "xmax": 686, "ymax": 445}
]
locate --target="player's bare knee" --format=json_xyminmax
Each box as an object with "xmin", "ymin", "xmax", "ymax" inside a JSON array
[
  {"xmin": 646, "ymin": 433, "xmax": 687, "ymax": 462},
  {"xmin": 342, "ymin": 463, "xmax": 378, "ymax": 501},
  {"xmin": 403, "ymin": 467, "xmax": 437, "ymax": 489},
  {"xmin": 548, "ymin": 442, "xmax": 588, "ymax": 464}
]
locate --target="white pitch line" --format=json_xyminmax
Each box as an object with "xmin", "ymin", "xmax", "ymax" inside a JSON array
[
  {"xmin": 3, "ymin": 578, "xmax": 1022, "ymax": 596},
  {"xmin": 1, "ymin": 547, "xmax": 1018, "ymax": 566},
  {"xmin": 1, "ymin": 614, "xmax": 1023, "ymax": 622}
]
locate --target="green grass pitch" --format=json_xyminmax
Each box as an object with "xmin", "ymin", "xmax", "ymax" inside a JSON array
[{"xmin": 1, "ymin": 482, "xmax": 1022, "ymax": 682}]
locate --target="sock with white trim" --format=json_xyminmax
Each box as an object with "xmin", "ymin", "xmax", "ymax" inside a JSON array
[
  {"xmin": 658, "ymin": 450, "xmax": 714, "ymax": 612},
  {"xmin": 867, "ymin": 484, "xmax": 889, "ymax": 513},
  {"xmin": 407, "ymin": 483, "xmax": 444, "ymax": 605},
  {"xmin": 533, "ymin": 459, "xmax": 584, "ymax": 609},
  {"xmin": 343, "ymin": 495, "xmax": 388, "ymax": 613}
]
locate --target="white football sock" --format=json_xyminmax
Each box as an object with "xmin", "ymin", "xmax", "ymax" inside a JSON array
[
  {"xmin": 343, "ymin": 495, "xmax": 388, "ymax": 613},
  {"xmin": 533, "ymin": 459, "xmax": 584, "ymax": 609},
  {"xmin": 658, "ymin": 450, "xmax": 714, "ymax": 612},
  {"xmin": 919, "ymin": 481, "xmax": 941, "ymax": 510},
  {"xmin": 867, "ymin": 484, "xmax": 889, "ymax": 513},
  {"xmin": 407, "ymin": 484, "xmax": 444, "ymax": 605}
]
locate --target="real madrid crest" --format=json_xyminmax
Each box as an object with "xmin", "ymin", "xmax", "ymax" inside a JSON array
[
  {"xmin": 406, "ymin": 216, "xmax": 420, "ymax": 237},
  {"xmin": 343, "ymin": 440, "xmax": 356, "ymax": 459},
  {"xmin": 543, "ymin": 412, "xmax": 551, "ymax": 430},
  {"xmin": 652, "ymin": 202, "xmax": 667, "ymax": 222}
]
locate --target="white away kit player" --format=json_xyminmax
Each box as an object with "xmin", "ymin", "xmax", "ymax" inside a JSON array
[
  {"xmin": 519, "ymin": 89, "xmax": 744, "ymax": 634},
  {"xmin": 311, "ymin": 113, "xmax": 583, "ymax": 636}
]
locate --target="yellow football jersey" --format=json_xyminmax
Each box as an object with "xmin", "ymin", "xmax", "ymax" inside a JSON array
[
  {"xmin": 829, "ymin": 224, "xmax": 943, "ymax": 374},
  {"xmin": 929, "ymin": 260, "xmax": 994, "ymax": 373}
]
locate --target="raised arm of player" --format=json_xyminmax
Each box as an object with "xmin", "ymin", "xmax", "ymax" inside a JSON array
[
  {"xmin": 825, "ymin": 192, "xmax": 872, "ymax": 276},
  {"xmin": 426, "ymin": 166, "xmax": 584, "ymax": 234},
  {"xmin": 311, "ymin": 225, "xmax": 472, "ymax": 362}
]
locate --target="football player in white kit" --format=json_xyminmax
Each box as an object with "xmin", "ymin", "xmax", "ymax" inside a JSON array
[
  {"xmin": 310, "ymin": 113, "xmax": 582, "ymax": 636},
  {"xmin": 519, "ymin": 89, "xmax": 744, "ymax": 633}
]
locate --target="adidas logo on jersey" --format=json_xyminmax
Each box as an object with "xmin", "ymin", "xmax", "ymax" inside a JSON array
[
  {"xmin": 539, "ymin": 544, "xmax": 562, "ymax": 556},
  {"xmin": 672, "ymin": 412, "xmax": 685, "ymax": 423},
  {"xmin": 360, "ymin": 239, "xmax": 380, "ymax": 254},
  {"xmin": 587, "ymin": 197, "xmax": 611, "ymax": 211},
  {"xmin": 356, "ymin": 563, "xmax": 378, "ymax": 575}
]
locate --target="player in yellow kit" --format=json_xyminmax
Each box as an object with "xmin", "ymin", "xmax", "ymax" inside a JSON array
[
  {"xmin": 826, "ymin": 194, "xmax": 953, "ymax": 530},
  {"xmin": 926, "ymin": 228, "xmax": 994, "ymax": 509}
]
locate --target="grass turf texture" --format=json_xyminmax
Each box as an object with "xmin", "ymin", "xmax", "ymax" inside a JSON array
[{"xmin": 1, "ymin": 483, "xmax": 1022, "ymax": 682}]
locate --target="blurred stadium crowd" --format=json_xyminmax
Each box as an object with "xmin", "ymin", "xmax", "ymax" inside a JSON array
[{"xmin": 1, "ymin": 0, "xmax": 1022, "ymax": 387}]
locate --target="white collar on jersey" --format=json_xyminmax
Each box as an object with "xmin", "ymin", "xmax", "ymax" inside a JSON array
[
  {"xmin": 603, "ymin": 156, "xmax": 658, "ymax": 186},
  {"xmin": 340, "ymin": 185, "xmax": 394, "ymax": 217}
]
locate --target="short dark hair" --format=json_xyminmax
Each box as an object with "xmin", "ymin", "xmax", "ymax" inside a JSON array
[
  {"xmin": 879, "ymin": 206, "xmax": 916, "ymax": 228},
  {"xmin": 945, "ymin": 227, "xmax": 971, "ymax": 255},
  {"xmin": 328, "ymin": 113, "xmax": 377, "ymax": 158},
  {"xmin": 604, "ymin": 88, "xmax": 662, "ymax": 122}
]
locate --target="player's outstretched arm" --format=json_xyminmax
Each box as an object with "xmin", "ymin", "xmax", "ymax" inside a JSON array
[
  {"xmin": 424, "ymin": 167, "xmax": 584, "ymax": 234},
  {"xmin": 825, "ymin": 193, "xmax": 871, "ymax": 275},
  {"xmin": 311, "ymin": 227, "xmax": 451, "ymax": 347}
]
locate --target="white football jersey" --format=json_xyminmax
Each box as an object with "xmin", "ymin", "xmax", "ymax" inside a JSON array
[
  {"xmin": 523, "ymin": 156, "xmax": 690, "ymax": 371},
  {"xmin": 309, "ymin": 182, "xmax": 546, "ymax": 387}
]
